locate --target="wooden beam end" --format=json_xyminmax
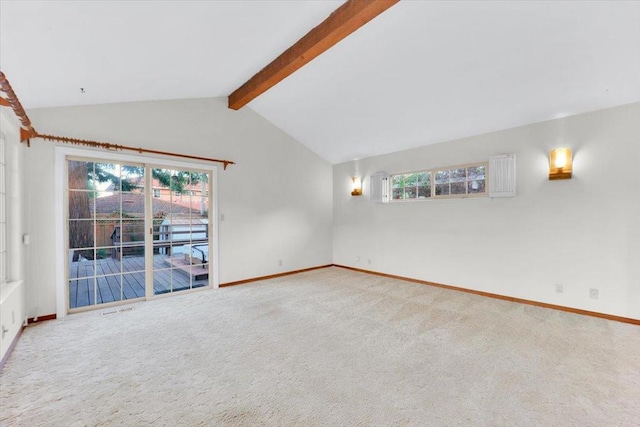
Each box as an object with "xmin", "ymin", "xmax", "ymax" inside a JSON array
[
  {"xmin": 227, "ymin": 96, "xmax": 242, "ymax": 111},
  {"xmin": 228, "ymin": 91, "xmax": 254, "ymax": 111}
]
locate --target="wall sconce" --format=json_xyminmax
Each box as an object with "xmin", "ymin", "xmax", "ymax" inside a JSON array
[
  {"xmin": 549, "ymin": 148, "xmax": 572, "ymax": 180},
  {"xmin": 351, "ymin": 176, "xmax": 362, "ymax": 196}
]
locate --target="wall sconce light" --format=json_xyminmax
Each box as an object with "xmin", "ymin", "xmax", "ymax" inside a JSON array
[
  {"xmin": 351, "ymin": 176, "xmax": 362, "ymax": 196},
  {"xmin": 549, "ymin": 148, "xmax": 572, "ymax": 180}
]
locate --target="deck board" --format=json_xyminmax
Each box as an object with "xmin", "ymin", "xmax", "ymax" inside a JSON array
[
  {"xmin": 69, "ymin": 254, "xmax": 208, "ymax": 309},
  {"xmin": 122, "ymin": 272, "xmax": 144, "ymax": 299}
]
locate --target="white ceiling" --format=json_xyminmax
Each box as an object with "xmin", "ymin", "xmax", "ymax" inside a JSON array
[{"xmin": 1, "ymin": 1, "xmax": 639, "ymax": 164}]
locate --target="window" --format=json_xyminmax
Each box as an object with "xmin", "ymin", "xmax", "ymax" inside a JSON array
[
  {"xmin": 392, "ymin": 172, "xmax": 430, "ymax": 200},
  {"xmin": 0, "ymin": 135, "xmax": 6, "ymax": 283},
  {"xmin": 391, "ymin": 162, "xmax": 487, "ymax": 201},
  {"xmin": 434, "ymin": 164, "xmax": 486, "ymax": 197},
  {"xmin": 153, "ymin": 188, "xmax": 161, "ymax": 198}
]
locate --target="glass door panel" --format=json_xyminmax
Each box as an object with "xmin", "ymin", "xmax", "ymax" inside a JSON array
[
  {"xmin": 67, "ymin": 159, "xmax": 212, "ymax": 311},
  {"xmin": 151, "ymin": 168, "xmax": 210, "ymax": 295},
  {"xmin": 67, "ymin": 160, "xmax": 146, "ymax": 309}
]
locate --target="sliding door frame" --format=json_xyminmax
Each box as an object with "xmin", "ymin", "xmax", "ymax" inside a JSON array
[{"xmin": 55, "ymin": 147, "xmax": 219, "ymax": 318}]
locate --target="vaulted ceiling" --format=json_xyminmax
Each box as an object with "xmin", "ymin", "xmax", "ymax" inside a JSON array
[{"xmin": 1, "ymin": 1, "xmax": 638, "ymax": 164}]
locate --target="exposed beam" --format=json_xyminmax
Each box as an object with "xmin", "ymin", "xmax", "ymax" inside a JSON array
[{"xmin": 228, "ymin": 0, "xmax": 399, "ymax": 110}]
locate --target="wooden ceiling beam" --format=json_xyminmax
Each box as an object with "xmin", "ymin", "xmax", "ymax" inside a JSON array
[{"xmin": 228, "ymin": 0, "xmax": 399, "ymax": 110}]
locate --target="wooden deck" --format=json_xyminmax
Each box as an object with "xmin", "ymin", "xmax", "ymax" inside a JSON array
[{"xmin": 69, "ymin": 254, "xmax": 208, "ymax": 309}]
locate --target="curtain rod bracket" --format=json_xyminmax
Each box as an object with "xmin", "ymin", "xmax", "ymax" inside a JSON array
[{"xmin": 20, "ymin": 127, "xmax": 37, "ymax": 144}]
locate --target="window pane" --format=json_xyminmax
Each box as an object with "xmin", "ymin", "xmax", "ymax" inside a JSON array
[
  {"xmin": 96, "ymin": 274, "xmax": 122, "ymax": 304},
  {"xmin": 418, "ymin": 185, "xmax": 431, "ymax": 198},
  {"xmin": 451, "ymin": 181, "xmax": 466, "ymax": 194},
  {"xmin": 435, "ymin": 170, "xmax": 449, "ymax": 184},
  {"xmin": 121, "ymin": 164, "xmax": 144, "ymax": 193},
  {"xmin": 121, "ymin": 220, "xmax": 145, "ymax": 243},
  {"xmin": 123, "ymin": 272, "xmax": 145, "ymax": 299},
  {"xmin": 392, "ymin": 175, "xmax": 404, "ymax": 200},
  {"xmin": 417, "ymin": 172, "xmax": 430, "ymax": 186},
  {"xmin": 190, "ymin": 264, "xmax": 209, "ymax": 290},
  {"xmin": 404, "ymin": 186, "xmax": 416, "ymax": 199},
  {"xmin": 68, "ymin": 220, "xmax": 94, "ymax": 249},
  {"xmin": 69, "ymin": 277, "xmax": 96, "ymax": 308},
  {"xmin": 67, "ymin": 160, "xmax": 92, "ymax": 190},
  {"xmin": 69, "ymin": 190, "xmax": 96, "ymax": 219},
  {"xmin": 121, "ymin": 192, "xmax": 145, "ymax": 216},
  {"xmin": 121, "ymin": 220, "xmax": 145, "ymax": 257},
  {"xmin": 468, "ymin": 179, "xmax": 486, "ymax": 193},
  {"xmin": 417, "ymin": 172, "xmax": 431, "ymax": 199},
  {"xmin": 122, "ymin": 249, "xmax": 146, "ymax": 273},
  {"xmin": 405, "ymin": 173, "xmax": 417, "ymax": 187},
  {"xmin": 69, "ymin": 256, "xmax": 96, "ymax": 279},
  {"xmin": 93, "ymin": 248, "xmax": 121, "ymax": 273},
  {"xmin": 94, "ymin": 162, "xmax": 120, "ymax": 190},
  {"xmin": 468, "ymin": 166, "xmax": 485, "ymax": 180},
  {"xmin": 451, "ymin": 168, "xmax": 466, "ymax": 182},
  {"xmin": 95, "ymin": 192, "xmax": 120, "ymax": 216},
  {"xmin": 435, "ymin": 183, "xmax": 450, "ymax": 196}
]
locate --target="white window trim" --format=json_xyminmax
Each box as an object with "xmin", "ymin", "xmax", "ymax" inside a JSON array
[{"xmin": 55, "ymin": 146, "xmax": 219, "ymax": 318}]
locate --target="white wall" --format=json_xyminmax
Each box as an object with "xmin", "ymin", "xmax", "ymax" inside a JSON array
[
  {"xmin": 0, "ymin": 109, "xmax": 28, "ymax": 360},
  {"xmin": 0, "ymin": 110, "xmax": 27, "ymax": 289},
  {"xmin": 25, "ymin": 97, "xmax": 333, "ymax": 317},
  {"xmin": 13, "ymin": 100, "xmax": 640, "ymax": 320},
  {"xmin": 333, "ymin": 103, "xmax": 640, "ymax": 320}
]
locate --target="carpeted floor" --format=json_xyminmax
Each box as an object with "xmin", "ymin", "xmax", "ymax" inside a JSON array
[{"xmin": 1, "ymin": 267, "xmax": 638, "ymax": 426}]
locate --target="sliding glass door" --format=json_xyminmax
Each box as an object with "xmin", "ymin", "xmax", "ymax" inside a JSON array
[
  {"xmin": 151, "ymin": 167, "xmax": 210, "ymax": 296},
  {"xmin": 66, "ymin": 158, "xmax": 212, "ymax": 311}
]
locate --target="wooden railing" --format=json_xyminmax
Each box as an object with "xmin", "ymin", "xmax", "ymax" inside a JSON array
[{"xmin": 110, "ymin": 224, "xmax": 208, "ymax": 260}]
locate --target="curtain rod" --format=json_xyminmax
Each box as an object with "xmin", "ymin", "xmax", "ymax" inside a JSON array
[{"xmin": 0, "ymin": 71, "xmax": 236, "ymax": 170}]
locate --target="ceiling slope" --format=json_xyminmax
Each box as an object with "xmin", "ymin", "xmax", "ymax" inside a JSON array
[
  {"xmin": 250, "ymin": 1, "xmax": 640, "ymax": 163},
  {"xmin": 1, "ymin": 1, "xmax": 638, "ymax": 164}
]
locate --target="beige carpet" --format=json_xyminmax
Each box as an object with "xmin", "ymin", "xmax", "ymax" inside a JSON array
[{"xmin": 1, "ymin": 267, "xmax": 638, "ymax": 426}]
